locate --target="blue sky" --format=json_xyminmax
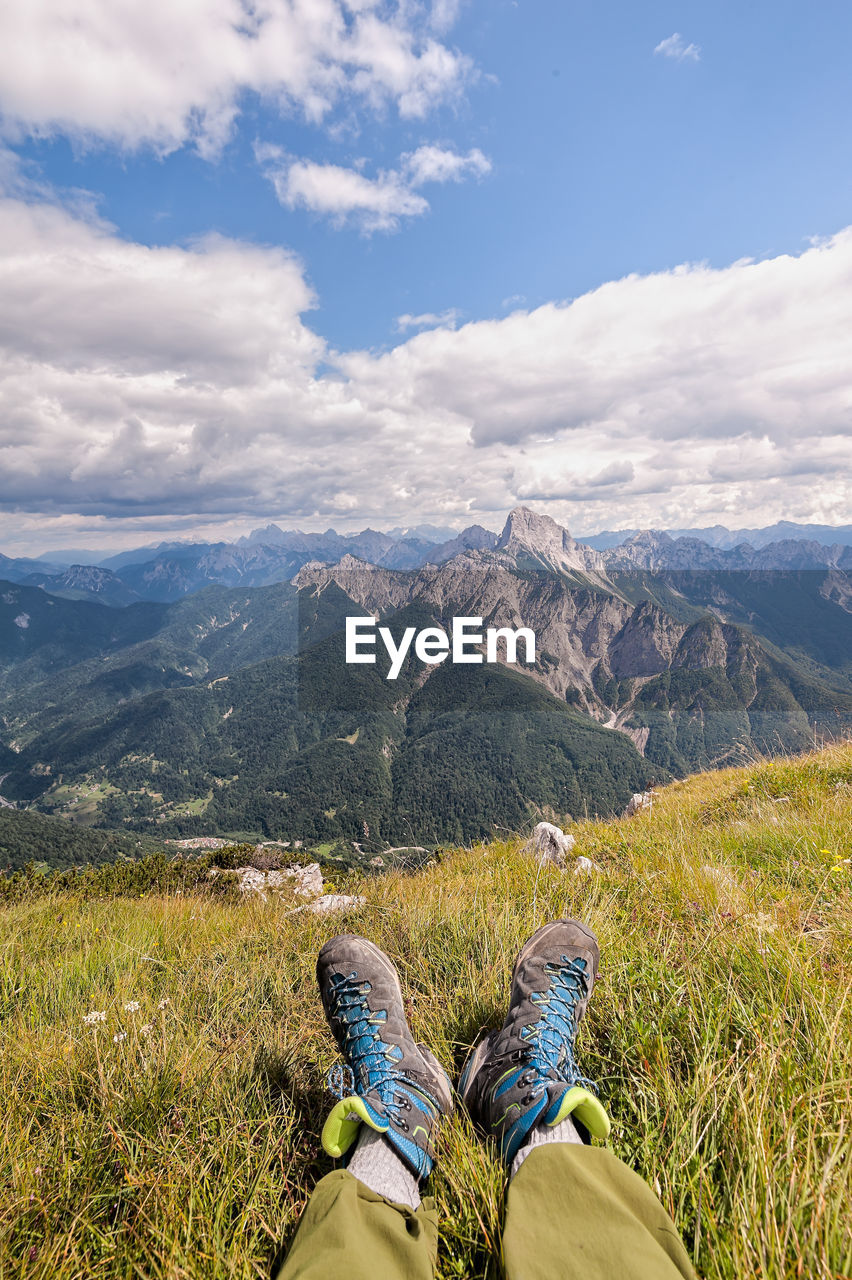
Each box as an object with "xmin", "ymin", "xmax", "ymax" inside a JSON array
[
  {"xmin": 17, "ymin": 0, "xmax": 852, "ymax": 350},
  {"xmin": 1, "ymin": 0, "xmax": 851, "ymax": 551}
]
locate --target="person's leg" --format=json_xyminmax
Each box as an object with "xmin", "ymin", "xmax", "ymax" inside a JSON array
[
  {"xmin": 276, "ymin": 1168, "xmax": 438, "ymax": 1280},
  {"xmin": 502, "ymin": 1141, "xmax": 694, "ymax": 1280},
  {"xmin": 276, "ymin": 934, "xmax": 453, "ymax": 1280},
  {"xmin": 460, "ymin": 919, "xmax": 696, "ymax": 1280}
]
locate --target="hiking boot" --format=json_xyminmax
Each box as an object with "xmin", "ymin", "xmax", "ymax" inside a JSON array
[
  {"xmin": 460, "ymin": 919, "xmax": 611, "ymax": 1166},
  {"xmin": 317, "ymin": 934, "xmax": 453, "ymax": 1180}
]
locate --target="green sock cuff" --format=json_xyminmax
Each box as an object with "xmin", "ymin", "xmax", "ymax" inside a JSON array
[
  {"xmin": 547, "ymin": 1086, "xmax": 611, "ymax": 1140},
  {"xmin": 321, "ymin": 1096, "xmax": 389, "ymax": 1158}
]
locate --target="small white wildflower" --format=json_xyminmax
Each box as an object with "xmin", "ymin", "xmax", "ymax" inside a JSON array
[
  {"xmin": 123, "ymin": 1001, "xmax": 141, "ymax": 1013},
  {"xmin": 113, "ymin": 1031, "xmax": 127, "ymax": 1043},
  {"xmin": 82, "ymin": 1011, "xmax": 106, "ymax": 1025},
  {"xmin": 157, "ymin": 998, "xmax": 171, "ymax": 1010},
  {"xmin": 139, "ymin": 1023, "xmax": 153, "ymax": 1036}
]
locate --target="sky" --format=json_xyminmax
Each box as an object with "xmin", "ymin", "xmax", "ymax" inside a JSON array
[{"xmin": 1, "ymin": 0, "xmax": 851, "ymax": 555}]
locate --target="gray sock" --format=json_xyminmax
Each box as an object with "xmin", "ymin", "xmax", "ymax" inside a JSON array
[
  {"xmin": 510, "ymin": 1113, "xmax": 583, "ymax": 1179},
  {"xmin": 347, "ymin": 1125, "xmax": 421, "ymax": 1210}
]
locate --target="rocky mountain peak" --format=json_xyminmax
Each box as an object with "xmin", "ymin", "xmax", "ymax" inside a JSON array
[
  {"xmin": 497, "ymin": 506, "xmax": 605, "ymax": 575},
  {"xmin": 336, "ymin": 553, "xmax": 373, "ymax": 569},
  {"xmin": 244, "ymin": 523, "xmax": 287, "ymax": 546},
  {"xmin": 623, "ymin": 529, "xmax": 675, "ymax": 550},
  {"xmin": 427, "ymin": 524, "xmax": 498, "ymax": 563},
  {"xmin": 498, "ymin": 506, "xmax": 570, "ymax": 550},
  {"xmin": 291, "ymin": 559, "xmax": 328, "ymax": 588},
  {"xmin": 292, "ymin": 553, "xmax": 382, "ymax": 592}
]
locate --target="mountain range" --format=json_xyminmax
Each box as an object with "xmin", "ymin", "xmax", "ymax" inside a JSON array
[
  {"xmin": 2, "ymin": 514, "xmax": 852, "ymax": 608},
  {"xmin": 1, "ymin": 507, "xmax": 851, "ymax": 851},
  {"xmin": 581, "ymin": 519, "xmax": 852, "ymax": 551}
]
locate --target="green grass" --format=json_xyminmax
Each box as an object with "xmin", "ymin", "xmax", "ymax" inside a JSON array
[
  {"xmin": 163, "ymin": 793, "xmax": 215, "ymax": 820},
  {"xmin": 1, "ymin": 743, "xmax": 851, "ymax": 1278},
  {"xmin": 43, "ymin": 779, "xmax": 122, "ymax": 824},
  {"xmin": 309, "ymin": 843, "xmax": 335, "ymax": 858}
]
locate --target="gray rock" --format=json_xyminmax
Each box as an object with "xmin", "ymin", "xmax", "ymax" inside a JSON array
[
  {"xmin": 209, "ymin": 861, "xmax": 323, "ymax": 902},
  {"xmin": 526, "ymin": 821, "xmax": 576, "ymax": 867},
  {"xmin": 283, "ymin": 862, "xmax": 324, "ymax": 898},
  {"xmin": 624, "ymin": 791, "xmax": 653, "ymax": 818}
]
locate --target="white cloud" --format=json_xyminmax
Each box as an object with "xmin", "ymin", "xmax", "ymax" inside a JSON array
[
  {"xmin": 1, "ymin": 186, "xmax": 851, "ymax": 545},
  {"xmin": 258, "ymin": 142, "xmax": 490, "ymax": 231},
  {"xmin": 430, "ymin": 0, "xmax": 463, "ymax": 34},
  {"xmin": 0, "ymin": 193, "xmax": 328, "ymax": 517},
  {"xmin": 258, "ymin": 148, "xmax": 428, "ymax": 232},
  {"xmin": 0, "ymin": 1, "xmax": 474, "ymax": 156},
  {"xmin": 654, "ymin": 33, "xmax": 701, "ymax": 62},
  {"xmin": 395, "ymin": 309, "xmax": 461, "ymax": 330},
  {"xmin": 403, "ymin": 144, "xmax": 490, "ymax": 185}
]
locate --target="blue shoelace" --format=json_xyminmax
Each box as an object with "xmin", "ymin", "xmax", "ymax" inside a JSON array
[
  {"xmin": 521, "ymin": 956, "xmax": 598, "ymax": 1094},
  {"xmin": 324, "ymin": 970, "xmax": 408, "ymax": 1123}
]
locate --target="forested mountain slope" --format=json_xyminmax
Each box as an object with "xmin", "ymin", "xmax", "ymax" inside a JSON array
[
  {"xmin": 1, "ymin": 602, "xmax": 658, "ymax": 844},
  {"xmin": 2, "ymin": 509, "xmax": 851, "ymax": 847}
]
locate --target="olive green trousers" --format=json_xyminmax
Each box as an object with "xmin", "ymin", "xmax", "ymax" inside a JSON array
[{"xmin": 278, "ymin": 1144, "xmax": 697, "ymax": 1280}]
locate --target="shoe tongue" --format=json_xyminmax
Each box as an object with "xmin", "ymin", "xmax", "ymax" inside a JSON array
[
  {"xmin": 361, "ymin": 1096, "xmax": 389, "ymax": 1128},
  {"xmin": 500, "ymin": 1088, "xmax": 550, "ymax": 1165},
  {"xmin": 542, "ymin": 1083, "xmax": 571, "ymax": 1126},
  {"xmin": 514, "ymin": 955, "xmax": 557, "ymax": 1005}
]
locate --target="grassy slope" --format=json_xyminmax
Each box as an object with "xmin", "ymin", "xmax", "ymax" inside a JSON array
[{"xmin": 1, "ymin": 743, "xmax": 851, "ymax": 1279}]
